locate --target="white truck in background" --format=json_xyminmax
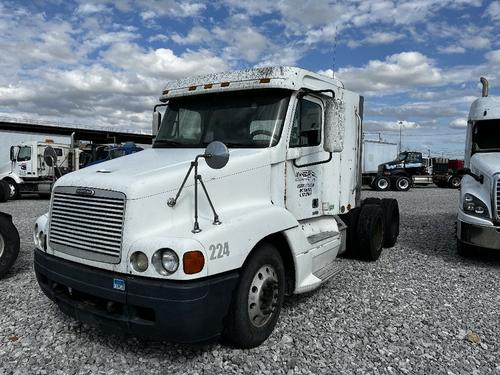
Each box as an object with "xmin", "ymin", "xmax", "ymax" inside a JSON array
[
  {"xmin": 33, "ymin": 66, "xmax": 400, "ymax": 348},
  {"xmin": 457, "ymin": 77, "xmax": 500, "ymax": 255},
  {"xmin": 0, "ymin": 140, "xmax": 78, "ymax": 200}
]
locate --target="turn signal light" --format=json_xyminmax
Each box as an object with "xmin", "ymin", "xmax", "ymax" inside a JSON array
[{"xmin": 183, "ymin": 251, "xmax": 205, "ymax": 274}]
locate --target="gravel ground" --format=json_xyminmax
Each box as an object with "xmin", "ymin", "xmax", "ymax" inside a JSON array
[{"xmin": 1, "ymin": 188, "xmax": 500, "ymax": 375}]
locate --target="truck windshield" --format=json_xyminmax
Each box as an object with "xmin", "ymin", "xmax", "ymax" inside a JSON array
[
  {"xmin": 17, "ymin": 146, "xmax": 31, "ymax": 161},
  {"xmin": 472, "ymin": 120, "xmax": 500, "ymax": 153},
  {"xmin": 153, "ymin": 89, "xmax": 290, "ymax": 148}
]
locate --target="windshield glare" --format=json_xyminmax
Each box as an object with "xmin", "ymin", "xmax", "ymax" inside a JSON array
[
  {"xmin": 154, "ymin": 89, "xmax": 290, "ymax": 148},
  {"xmin": 472, "ymin": 120, "xmax": 500, "ymax": 153}
]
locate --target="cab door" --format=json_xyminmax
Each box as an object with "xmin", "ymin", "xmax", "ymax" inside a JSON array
[{"xmin": 285, "ymin": 95, "xmax": 328, "ymax": 220}]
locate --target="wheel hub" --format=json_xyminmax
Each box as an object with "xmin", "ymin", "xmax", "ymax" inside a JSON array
[
  {"xmin": 248, "ymin": 265, "xmax": 279, "ymax": 328},
  {"xmin": 8, "ymin": 183, "xmax": 15, "ymax": 198},
  {"xmin": 398, "ymin": 179, "xmax": 409, "ymax": 189},
  {"xmin": 378, "ymin": 179, "xmax": 388, "ymax": 189}
]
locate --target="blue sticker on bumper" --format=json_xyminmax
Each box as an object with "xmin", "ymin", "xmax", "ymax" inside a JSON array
[{"xmin": 113, "ymin": 278, "xmax": 126, "ymax": 291}]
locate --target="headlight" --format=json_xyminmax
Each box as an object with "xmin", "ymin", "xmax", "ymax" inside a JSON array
[
  {"xmin": 463, "ymin": 193, "xmax": 489, "ymax": 218},
  {"xmin": 152, "ymin": 249, "xmax": 179, "ymax": 275},
  {"xmin": 130, "ymin": 251, "xmax": 149, "ymax": 272}
]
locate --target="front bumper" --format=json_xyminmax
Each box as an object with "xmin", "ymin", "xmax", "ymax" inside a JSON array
[
  {"xmin": 457, "ymin": 220, "xmax": 500, "ymax": 250},
  {"xmin": 34, "ymin": 250, "xmax": 239, "ymax": 343}
]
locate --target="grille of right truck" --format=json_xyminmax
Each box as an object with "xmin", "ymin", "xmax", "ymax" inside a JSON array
[{"xmin": 48, "ymin": 186, "xmax": 125, "ymax": 264}]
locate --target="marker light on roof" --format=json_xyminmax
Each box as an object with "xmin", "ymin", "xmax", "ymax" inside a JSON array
[
  {"xmin": 259, "ymin": 78, "xmax": 271, "ymax": 83},
  {"xmin": 188, "ymin": 86, "xmax": 197, "ymax": 91},
  {"xmin": 204, "ymin": 84, "xmax": 213, "ymax": 89},
  {"xmin": 220, "ymin": 82, "xmax": 230, "ymax": 87}
]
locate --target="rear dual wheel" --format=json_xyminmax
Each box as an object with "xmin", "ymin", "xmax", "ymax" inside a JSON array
[
  {"xmin": 373, "ymin": 176, "xmax": 390, "ymax": 191},
  {"xmin": 357, "ymin": 204, "xmax": 385, "ymax": 261},
  {"xmin": 394, "ymin": 176, "xmax": 411, "ymax": 191}
]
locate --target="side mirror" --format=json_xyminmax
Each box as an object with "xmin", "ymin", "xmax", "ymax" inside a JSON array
[
  {"xmin": 324, "ymin": 98, "xmax": 345, "ymax": 153},
  {"xmin": 152, "ymin": 112, "xmax": 161, "ymax": 137},
  {"xmin": 204, "ymin": 141, "xmax": 229, "ymax": 169},
  {"xmin": 43, "ymin": 146, "xmax": 58, "ymax": 167},
  {"xmin": 457, "ymin": 168, "xmax": 483, "ymax": 184}
]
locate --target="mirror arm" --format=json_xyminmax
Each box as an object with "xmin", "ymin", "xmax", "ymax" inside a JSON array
[
  {"xmin": 167, "ymin": 161, "xmax": 196, "ymax": 207},
  {"xmin": 293, "ymin": 152, "xmax": 332, "ymax": 168}
]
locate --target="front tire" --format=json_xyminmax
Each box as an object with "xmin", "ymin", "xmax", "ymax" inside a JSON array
[
  {"xmin": 0, "ymin": 181, "xmax": 9, "ymax": 203},
  {"xmin": 5, "ymin": 180, "xmax": 19, "ymax": 200},
  {"xmin": 223, "ymin": 243, "xmax": 285, "ymax": 348},
  {"xmin": 0, "ymin": 214, "xmax": 20, "ymax": 278}
]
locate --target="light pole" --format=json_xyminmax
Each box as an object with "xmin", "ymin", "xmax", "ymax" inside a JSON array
[{"xmin": 398, "ymin": 121, "xmax": 403, "ymax": 153}]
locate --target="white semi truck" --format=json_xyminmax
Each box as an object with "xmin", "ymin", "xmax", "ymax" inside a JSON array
[
  {"xmin": 457, "ymin": 77, "xmax": 500, "ymax": 255},
  {"xmin": 33, "ymin": 66, "xmax": 400, "ymax": 348},
  {"xmin": 0, "ymin": 140, "xmax": 78, "ymax": 199}
]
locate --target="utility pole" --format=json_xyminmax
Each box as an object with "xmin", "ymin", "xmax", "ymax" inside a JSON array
[{"xmin": 398, "ymin": 121, "xmax": 403, "ymax": 153}]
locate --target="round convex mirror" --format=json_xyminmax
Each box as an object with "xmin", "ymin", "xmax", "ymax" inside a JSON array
[
  {"xmin": 43, "ymin": 146, "xmax": 58, "ymax": 167},
  {"xmin": 204, "ymin": 141, "xmax": 229, "ymax": 169}
]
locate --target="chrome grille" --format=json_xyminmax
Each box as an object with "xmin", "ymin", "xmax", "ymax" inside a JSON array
[{"xmin": 49, "ymin": 187, "xmax": 125, "ymax": 264}]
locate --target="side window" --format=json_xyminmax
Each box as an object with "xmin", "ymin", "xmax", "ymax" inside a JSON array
[
  {"xmin": 407, "ymin": 153, "xmax": 422, "ymax": 163},
  {"xmin": 290, "ymin": 98, "xmax": 322, "ymax": 147},
  {"xmin": 54, "ymin": 148, "xmax": 63, "ymax": 157}
]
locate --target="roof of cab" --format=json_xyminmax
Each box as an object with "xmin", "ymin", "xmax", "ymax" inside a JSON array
[
  {"xmin": 159, "ymin": 66, "xmax": 346, "ymax": 101},
  {"xmin": 469, "ymin": 96, "xmax": 500, "ymax": 121}
]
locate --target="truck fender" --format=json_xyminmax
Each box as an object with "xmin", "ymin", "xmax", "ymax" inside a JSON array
[
  {"xmin": 193, "ymin": 205, "xmax": 299, "ymax": 277},
  {"xmin": 1, "ymin": 172, "xmax": 23, "ymax": 185}
]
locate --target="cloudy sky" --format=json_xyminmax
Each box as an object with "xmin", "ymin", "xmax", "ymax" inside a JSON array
[{"xmin": 1, "ymin": 0, "xmax": 499, "ymax": 157}]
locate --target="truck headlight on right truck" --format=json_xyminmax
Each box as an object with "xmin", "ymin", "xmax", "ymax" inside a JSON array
[{"xmin": 462, "ymin": 193, "xmax": 489, "ymax": 218}]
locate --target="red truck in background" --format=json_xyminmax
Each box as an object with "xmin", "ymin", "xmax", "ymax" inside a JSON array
[{"xmin": 432, "ymin": 158, "xmax": 464, "ymax": 189}]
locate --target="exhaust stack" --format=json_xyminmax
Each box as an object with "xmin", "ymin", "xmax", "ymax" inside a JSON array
[{"xmin": 480, "ymin": 77, "xmax": 489, "ymax": 97}]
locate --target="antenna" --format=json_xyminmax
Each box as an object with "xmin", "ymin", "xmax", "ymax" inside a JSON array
[{"xmin": 332, "ymin": 25, "xmax": 338, "ymax": 79}]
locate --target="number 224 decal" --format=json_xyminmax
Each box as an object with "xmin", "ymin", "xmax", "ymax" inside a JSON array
[{"xmin": 209, "ymin": 242, "xmax": 230, "ymax": 260}]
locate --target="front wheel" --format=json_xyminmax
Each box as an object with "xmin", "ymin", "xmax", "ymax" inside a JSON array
[
  {"xmin": 0, "ymin": 214, "xmax": 20, "ymax": 278},
  {"xmin": 5, "ymin": 180, "xmax": 19, "ymax": 200},
  {"xmin": 0, "ymin": 181, "xmax": 9, "ymax": 203},
  {"xmin": 223, "ymin": 243, "xmax": 285, "ymax": 348}
]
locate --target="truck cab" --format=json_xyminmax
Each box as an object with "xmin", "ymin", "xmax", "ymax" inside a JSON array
[
  {"xmin": 33, "ymin": 66, "xmax": 399, "ymax": 348},
  {"xmin": 457, "ymin": 77, "xmax": 500, "ymax": 254},
  {"xmin": 0, "ymin": 141, "xmax": 75, "ymax": 199}
]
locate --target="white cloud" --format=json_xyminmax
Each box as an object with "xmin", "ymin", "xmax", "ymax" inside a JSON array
[
  {"xmin": 364, "ymin": 120, "xmax": 422, "ymax": 133},
  {"xmin": 171, "ymin": 26, "xmax": 212, "ymax": 45},
  {"xmin": 461, "ymin": 35, "xmax": 491, "ymax": 50},
  {"xmin": 336, "ymin": 52, "xmax": 443, "ymax": 95},
  {"xmin": 75, "ymin": 3, "xmax": 110, "ymax": 15},
  {"xmin": 485, "ymin": 49, "xmax": 500, "ymax": 65},
  {"xmin": 438, "ymin": 45, "xmax": 465, "ymax": 54},
  {"xmin": 485, "ymin": 1, "xmax": 500, "ymax": 21},
  {"xmin": 348, "ymin": 31, "xmax": 405, "ymax": 48},
  {"xmin": 449, "ymin": 118, "xmax": 467, "ymax": 129}
]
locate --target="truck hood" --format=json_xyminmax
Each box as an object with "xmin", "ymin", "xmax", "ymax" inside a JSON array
[
  {"xmin": 470, "ymin": 153, "xmax": 500, "ymax": 178},
  {"xmin": 54, "ymin": 148, "xmax": 272, "ymax": 200}
]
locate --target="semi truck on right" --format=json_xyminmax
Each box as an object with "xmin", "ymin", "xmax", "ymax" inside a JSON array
[{"xmin": 457, "ymin": 77, "xmax": 500, "ymax": 255}]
